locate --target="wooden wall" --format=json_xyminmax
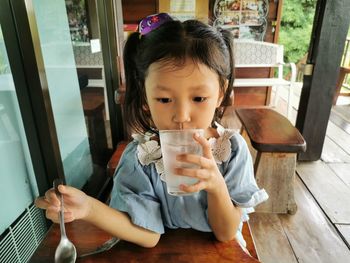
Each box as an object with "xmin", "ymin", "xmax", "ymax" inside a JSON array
[
  {"xmin": 121, "ymin": 0, "xmax": 282, "ymax": 106},
  {"xmin": 122, "ymin": 0, "xmax": 158, "ymax": 24}
]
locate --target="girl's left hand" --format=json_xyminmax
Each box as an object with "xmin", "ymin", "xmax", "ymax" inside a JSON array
[{"xmin": 175, "ymin": 132, "xmax": 226, "ymax": 194}]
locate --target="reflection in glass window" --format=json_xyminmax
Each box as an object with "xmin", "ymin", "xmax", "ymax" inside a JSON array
[
  {"xmin": 32, "ymin": 0, "xmax": 93, "ymax": 188},
  {"xmin": 0, "ymin": 26, "xmax": 39, "ymax": 235}
]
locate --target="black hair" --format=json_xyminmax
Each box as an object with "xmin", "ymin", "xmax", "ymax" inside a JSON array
[{"xmin": 123, "ymin": 19, "xmax": 235, "ymax": 134}]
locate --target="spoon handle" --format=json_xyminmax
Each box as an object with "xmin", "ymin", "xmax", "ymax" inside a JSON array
[{"xmin": 53, "ymin": 178, "xmax": 67, "ymax": 237}]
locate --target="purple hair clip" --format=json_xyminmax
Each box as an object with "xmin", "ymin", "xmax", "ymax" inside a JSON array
[{"xmin": 138, "ymin": 13, "xmax": 173, "ymax": 36}]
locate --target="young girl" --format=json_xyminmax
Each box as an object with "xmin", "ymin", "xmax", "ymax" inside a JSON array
[{"xmin": 35, "ymin": 13, "xmax": 268, "ymax": 249}]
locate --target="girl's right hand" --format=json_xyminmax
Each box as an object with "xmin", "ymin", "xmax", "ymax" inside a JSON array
[{"xmin": 35, "ymin": 185, "xmax": 91, "ymax": 223}]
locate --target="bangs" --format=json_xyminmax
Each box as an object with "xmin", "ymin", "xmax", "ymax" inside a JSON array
[{"xmin": 139, "ymin": 21, "xmax": 230, "ymax": 82}]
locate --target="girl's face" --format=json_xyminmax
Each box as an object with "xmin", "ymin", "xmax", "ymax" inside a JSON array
[{"xmin": 145, "ymin": 59, "xmax": 223, "ymax": 131}]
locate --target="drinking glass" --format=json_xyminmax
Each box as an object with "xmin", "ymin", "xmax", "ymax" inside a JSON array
[{"xmin": 159, "ymin": 129, "xmax": 204, "ymax": 196}]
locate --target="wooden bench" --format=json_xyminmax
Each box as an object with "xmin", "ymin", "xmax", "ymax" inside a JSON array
[
  {"xmin": 233, "ymin": 40, "xmax": 297, "ymax": 119},
  {"xmin": 235, "ymin": 107, "xmax": 306, "ymax": 214},
  {"xmin": 107, "ymin": 141, "xmax": 259, "ymax": 259}
]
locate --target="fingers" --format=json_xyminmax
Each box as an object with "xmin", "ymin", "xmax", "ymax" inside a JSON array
[
  {"xmin": 45, "ymin": 188, "xmax": 60, "ymax": 207},
  {"xmin": 176, "ymin": 132, "xmax": 214, "ymax": 167},
  {"xmin": 174, "ymin": 133, "xmax": 225, "ymax": 194},
  {"xmin": 59, "ymin": 184, "xmax": 85, "ymax": 200},
  {"xmin": 36, "ymin": 194, "xmax": 60, "ymax": 223},
  {"xmin": 193, "ymin": 132, "xmax": 213, "ymax": 158},
  {"xmin": 35, "ymin": 184, "xmax": 84, "ymax": 224},
  {"xmin": 180, "ymin": 181, "xmax": 206, "ymax": 193},
  {"xmin": 35, "ymin": 187, "xmax": 64, "ymax": 216},
  {"xmin": 35, "ymin": 196, "xmax": 52, "ymax": 210},
  {"xmin": 35, "ymin": 188, "xmax": 60, "ymax": 212},
  {"xmin": 176, "ymin": 154, "xmax": 211, "ymax": 169},
  {"xmin": 45, "ymin": 208, "xmax": 75, "ymax": 223},
  {"xmin": 58, "ymin": 184, "xmax": 73, "ymax": 195},
  {"xmin": 174, "ymin": 167, "xmax": 209, "ymax": 180}
]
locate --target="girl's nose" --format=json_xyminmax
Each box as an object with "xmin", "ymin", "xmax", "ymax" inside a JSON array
[{"xmin": 172, "ymin": 103, "xmax": 191, "ymax": 128}]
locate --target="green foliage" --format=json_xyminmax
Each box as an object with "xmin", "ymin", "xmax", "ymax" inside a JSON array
[
  {"xmin": 0, "ymin": 53, "xmax": 8, "ymax": 74},
  {"xmin": 278, "ymin": 0, "xmax": 317, "ymax": 64},
  {"xmin": 0, "ymin": 30, "xmax": 10, "ymax": 74}
]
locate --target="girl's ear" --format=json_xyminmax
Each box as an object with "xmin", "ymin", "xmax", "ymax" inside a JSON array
[
  {"xmin": 216, "ymin": 79, "xmax": 229, "ymax": 107},
  {"xmin": 142, "ymin": 104, "xmax": 150, "ymax": 111},
  {"xmin": 216, "ymin": 96, "xmax": 223, "ymax": 108},
  {"xmin": 143, "ymin": 92, "xmax": 150, "ymax": 111}
]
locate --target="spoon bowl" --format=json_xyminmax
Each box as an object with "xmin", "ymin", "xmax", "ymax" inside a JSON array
[
  {"xmin": 55, "ymin": 238, "xmax": 77, "ymax": 263},
  {"xmin": 54, "ymin": 179, "xmax": 77, "ymax": 263}
]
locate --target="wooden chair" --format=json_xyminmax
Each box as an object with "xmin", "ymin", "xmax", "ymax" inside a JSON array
[
  {"xmin": 107, "ymin": 141, "xmax": 129, "ymax": 177},
  {"xmin": 235, "ymin": 107, "xmax": 306, "ymax": 214},
  {"xmin": 77, "ymin": 67, "xmax": 109, "ymax": 164},
  {"xmin": 233, "ymin": 40, "xmax": 297, "ymax": 119},
  {"xmin": 107, "ymin": 141, "xmax": 259, "ymax": 260},
  {"xmin": 333, "ymin": 66, "xmax": 350, "ymax": 105}
]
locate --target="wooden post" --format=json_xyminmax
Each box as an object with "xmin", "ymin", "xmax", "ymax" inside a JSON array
[{"xmin": 296, "ymin": 0, "xmax": 350, "ymax": 161}]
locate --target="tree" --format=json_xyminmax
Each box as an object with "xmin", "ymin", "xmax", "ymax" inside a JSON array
[{"xmin": 278, "ymin": 0, "xmax": 317, "ymax": 64}]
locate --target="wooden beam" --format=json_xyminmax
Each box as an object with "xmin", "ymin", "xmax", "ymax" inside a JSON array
[
  {"xmin": 296, "ymin": 0, "xmax": 350, "ymax": 161},
  {"xmin": 273, "ymin": 0, "xmax": 283, "ymax": 44}
]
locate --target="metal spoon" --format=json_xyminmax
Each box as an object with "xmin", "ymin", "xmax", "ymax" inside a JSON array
[{"xmin": 53, "ymin": 179, "xmax": 77, "ymax": 263}]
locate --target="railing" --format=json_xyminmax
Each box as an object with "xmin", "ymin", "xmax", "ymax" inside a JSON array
[
  {"xmin": 341, "ymin": 37, "xmax": 350, "ymax": 66},
  {"xmin": 341, "ymin": 37, "xmax": 350, "ymax": 89}
]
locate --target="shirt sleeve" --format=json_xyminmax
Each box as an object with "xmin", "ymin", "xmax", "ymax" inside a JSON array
[
  {"xmin": 108, "ymin": 142, "xmax": 165, "ymax": 234},
  {"xmin": 223, "ymin": 133, "xmax": 269, "ymax": 210}
]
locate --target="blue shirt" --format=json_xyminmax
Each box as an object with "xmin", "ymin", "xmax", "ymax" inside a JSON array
[{"xmin": 109, "ymin": 130, "xmax": 268, "ymax": 247}]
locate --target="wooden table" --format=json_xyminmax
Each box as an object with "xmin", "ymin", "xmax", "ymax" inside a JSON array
[{"xmin": 30, "ymin": 220, "xmax": 259, "ymax": 262}]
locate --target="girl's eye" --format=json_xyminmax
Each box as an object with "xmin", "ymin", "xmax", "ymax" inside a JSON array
[
  {"xmin": 157, "ymin": 98, "xmax": 172, "ymax": 103},
  {"xmin": 193, "ymin": 97, "xmax": 207, "ymax": 102}
]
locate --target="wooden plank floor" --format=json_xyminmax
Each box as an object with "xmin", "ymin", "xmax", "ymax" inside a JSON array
[{"xmin": 222, "ymin": 96, "xmax": 350, "ymax": 262}]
